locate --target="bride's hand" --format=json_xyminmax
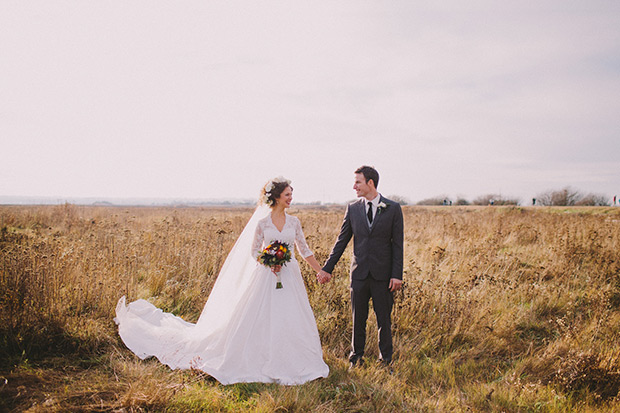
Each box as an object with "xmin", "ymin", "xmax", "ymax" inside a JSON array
[{"xmin": 272, "ymin": 265, "xmax": 282, "ymax": 274}]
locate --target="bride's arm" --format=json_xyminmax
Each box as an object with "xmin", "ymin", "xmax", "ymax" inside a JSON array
[
  {"xmin": 251, "ymin": 220, "xmax": 264, "ymax": 259},
  {"xmin": 302, "ymin": 254, "xmax": 323, "ymax": 273},
  {"xmin": 293, "ymin": 217, "xmax": 323, "ymax": 273}
]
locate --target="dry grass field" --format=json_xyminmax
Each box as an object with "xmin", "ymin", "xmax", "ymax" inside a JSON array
[{"xmin": 1, "ymin": 204, "xmax": 620, "ymax": 412}]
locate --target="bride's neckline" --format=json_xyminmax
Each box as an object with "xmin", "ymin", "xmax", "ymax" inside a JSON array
[{"xmin": 269, "ymin": 212, "xmax": 287, "ymax": 233}]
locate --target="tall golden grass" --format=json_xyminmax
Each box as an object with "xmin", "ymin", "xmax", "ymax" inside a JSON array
[{"xmin": 1, "ymin": 204, "xmax": 619, "ymax": 411}]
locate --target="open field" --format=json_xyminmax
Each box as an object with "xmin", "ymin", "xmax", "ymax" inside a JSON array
[{"xmin": 1, "ymin": 204, "xmax": 620, "ymax": 412}]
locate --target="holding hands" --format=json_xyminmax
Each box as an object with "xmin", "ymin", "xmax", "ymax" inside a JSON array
[{"xmin": 316, "ymin": 270, "xmax": 332, "ymax": 284}]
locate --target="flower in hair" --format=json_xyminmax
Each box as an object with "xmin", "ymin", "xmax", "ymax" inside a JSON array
[
  {"xmin": 272, "ymin": 176, "xmax": 291, "ymax": 185},
  {"xmin": 262, "ymin": 176, "xmax": 292, "ymax": 205}
]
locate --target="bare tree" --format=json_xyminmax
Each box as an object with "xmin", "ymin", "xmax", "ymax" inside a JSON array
[
  {"xmin": 536, "ymin": 187, "xmax": 582, "ymax": 206},
  {"xmin": 387, "ymin": 195, "xmax": 410, "ymax": 206},
  {"xmin": 575, "ymin": 193, "xmax": 610, "ymax": 206}
]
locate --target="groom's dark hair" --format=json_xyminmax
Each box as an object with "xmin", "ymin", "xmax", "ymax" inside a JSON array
[{"xmin": 355, "ymin": 166, "xmax": 379, "ymax": 189}]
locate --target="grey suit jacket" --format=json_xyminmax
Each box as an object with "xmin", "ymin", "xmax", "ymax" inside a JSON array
[{"xmin": 323, "ymin": 195, "xmax": 404, "ymax": 281}]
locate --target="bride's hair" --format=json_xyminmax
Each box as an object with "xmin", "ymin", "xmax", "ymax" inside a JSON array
[{"xmin": 260, "ymin": 177, "xmax": 292, "ymax": 207}]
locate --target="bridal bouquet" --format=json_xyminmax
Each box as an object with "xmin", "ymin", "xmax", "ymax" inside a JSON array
[{"xmin": 257, "ymin": 240, "xmax": 292, "ymax": 289}]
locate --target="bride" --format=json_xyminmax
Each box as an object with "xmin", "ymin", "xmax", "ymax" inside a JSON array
[{"xmin": 115, "ymin": 177, "xmax": 329, "ymax": 385}]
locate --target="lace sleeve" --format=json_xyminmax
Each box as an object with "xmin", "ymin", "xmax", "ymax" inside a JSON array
[
  {"xmin": 293, "ymin": 216, "xmax": 314, "ymax": 258},
  {"xmin": 251, "ymin": 220, "xmax": 264, "ymax": 259}
]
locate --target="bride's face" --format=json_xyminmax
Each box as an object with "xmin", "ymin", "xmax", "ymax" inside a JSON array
[{"xmin": 275, "ymin": 186, "xmax": 293, "ymax": 209}]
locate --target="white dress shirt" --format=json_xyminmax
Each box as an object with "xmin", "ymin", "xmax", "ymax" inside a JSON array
[{"xmin": 366, "ymin": 193, "xmax": 381, "ymax": 225}]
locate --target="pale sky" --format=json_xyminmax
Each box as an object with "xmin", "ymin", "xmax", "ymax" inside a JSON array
[{"xmin": 2, "ymin": 1, "xmax": 619, "ymax": 204}]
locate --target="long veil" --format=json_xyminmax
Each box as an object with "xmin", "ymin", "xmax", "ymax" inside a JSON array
[
  {"xmin": 114, "ymin": 204, "xmax": 270, "ymax": 358},
  {"xmin": 193, "ymin": 204, "xmax": 270, "ymax": 334}
]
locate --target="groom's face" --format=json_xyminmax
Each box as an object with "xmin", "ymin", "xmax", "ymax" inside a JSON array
[{"xmin": 353, "ymin": 173, "xmax": 373, "ymax": 198}]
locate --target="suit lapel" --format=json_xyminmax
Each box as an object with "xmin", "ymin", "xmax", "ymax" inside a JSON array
[
  {"xmin": 369, "ymin": 195, "xmax": 386, "ymax": 234},
  {"xmin": 355, "ymin": 200, "xmax": 370, "ymax": 234}
]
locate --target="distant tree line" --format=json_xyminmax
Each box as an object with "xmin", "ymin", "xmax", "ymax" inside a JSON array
[
  {"xmin": 413, "ymin": 187, "xmax": 612, "ymax": 207},
  {"xmin": 534, "ymin": 187, "xmax": 609, "ymax": 206},
  {"xmin": 416, "ymin": 194, "xmax": 519, "ymax": 206}
]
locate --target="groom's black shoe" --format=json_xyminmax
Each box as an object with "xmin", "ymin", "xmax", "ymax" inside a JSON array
[
  {"xmin": 378, "ymin": 359, "xmax": 393, "ymax": 374},
  {"xmin": 348, "ymin": 357, "xmax": 364, "ymax": 370}
]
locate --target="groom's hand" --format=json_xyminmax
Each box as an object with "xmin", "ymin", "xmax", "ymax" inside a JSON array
[
  {"xmin": 317, "ymin": 270, "xmax": 332, "ymax": 284},
  {"xmin": 389, "ymin": 278, "xmax": 402, "ymax": 292}
]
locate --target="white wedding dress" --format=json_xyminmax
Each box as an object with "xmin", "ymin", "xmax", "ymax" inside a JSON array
[{"xmin": 114, "ymin": 207, "xmax": 329, "ymax": 385}]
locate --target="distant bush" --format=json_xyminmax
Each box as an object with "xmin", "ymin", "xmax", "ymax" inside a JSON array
[
  {"xmin": 416, "ymin": 196, "xmax": 451, "ymax": 206},
  {"xmin": 576, "ymin": 193, "xmax": 610, "ymax": 206},
  {"xmin": 536, "ymin": 187, "xmax": 581, "ymax": 206},
  {"xmin": 387, "ymin": 195, "xmax": 410, "ymax": 206},
  {"xmin": 472, "ymin": 194, "xmax": 520, "ymax": 206},
  {"xmin": 536, "ymin": 187, "xmax": 610, "ymax": 206},
  {"xmin": 454, "ymin": 198, "xmax": 470, "ymax": 206}
]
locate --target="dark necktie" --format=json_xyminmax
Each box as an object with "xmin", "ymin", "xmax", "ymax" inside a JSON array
[{"xmin": 367, "ymin": 203, "xmax": 373, "ymax": 224}]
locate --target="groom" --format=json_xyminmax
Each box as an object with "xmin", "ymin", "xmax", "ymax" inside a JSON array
[{"xmin": 318, "ymin": 166, "xmax": 403, "ymax": 368}]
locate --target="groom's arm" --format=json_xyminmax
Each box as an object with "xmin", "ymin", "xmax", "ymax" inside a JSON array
[
  {"xmin": 390, "ymin": 203, "xmax": 404, "ymax": 281},
  {"xmin": 322, "ymin": 204, "xmax": 353, "ymax": 275}
]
